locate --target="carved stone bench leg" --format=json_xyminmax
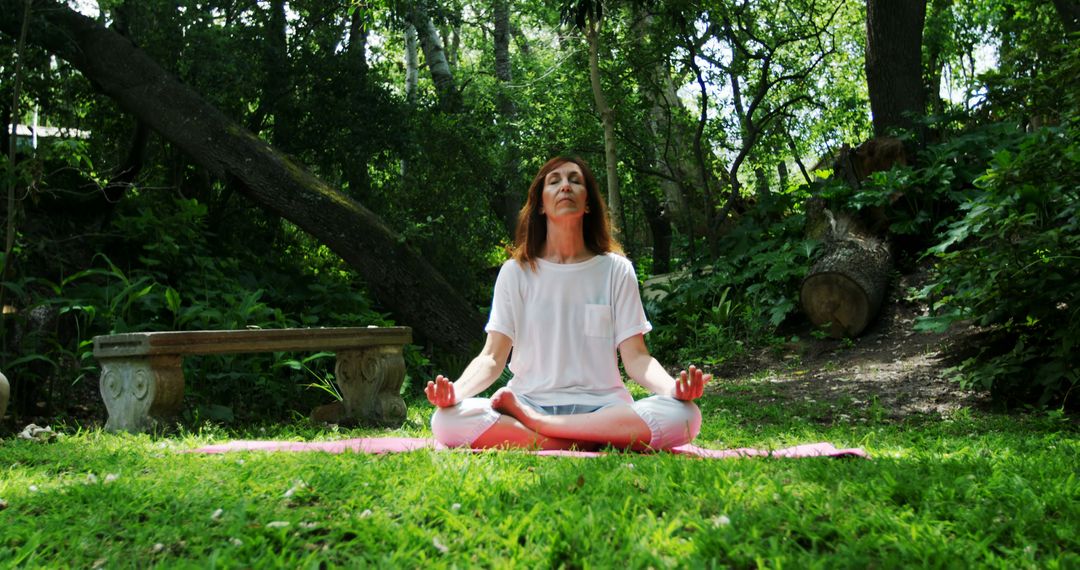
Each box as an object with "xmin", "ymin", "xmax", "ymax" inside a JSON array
[
  {"xmin": 100, "ymin": 355, "xmax": 185, "ymax": 433},
  {"xmin": 335, "ymin": 346, "xmax": 407, "ymax": 427}
]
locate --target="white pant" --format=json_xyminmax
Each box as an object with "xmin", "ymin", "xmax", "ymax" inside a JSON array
[{"xmin": 430, "ymin": 395, "xmax": 702, "ymax": 450}]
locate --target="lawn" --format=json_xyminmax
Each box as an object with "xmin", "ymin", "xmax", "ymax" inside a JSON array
[{"xmin": 1, "ymin": 381, "xmax": 1077, "ymax": 568}]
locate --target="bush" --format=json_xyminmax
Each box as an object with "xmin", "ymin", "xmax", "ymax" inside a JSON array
[
  {"xmin": 645, "ymin": 203, "xmax": 819, "ymax": 368},
  {"xmin": 1, "ymin": 195, "xmax": 400, "ymax": 423},
  {"xmin": 915, "ymin": 125, "xmax": 1080, "ymax": 406}
]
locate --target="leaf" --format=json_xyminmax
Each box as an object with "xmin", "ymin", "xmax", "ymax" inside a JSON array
[
  {"xmin": 913, "ymin": 314, "xmax": 958, "ymax": 334},
  {"xmin": 165, "ymin": 287, "xmax": 181, "ymax": 315},
  {"xmin": 301, "ymin": 351, "xmax": 334, "ymax": 364},
  {"xmin": 7, "ymin": 353, "xmax": 60, "ymax": 370}
]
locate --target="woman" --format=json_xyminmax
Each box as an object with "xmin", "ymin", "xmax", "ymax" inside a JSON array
[{"xmin": 427, "ymin": 156, "xmax": 709, "ymax": 450}]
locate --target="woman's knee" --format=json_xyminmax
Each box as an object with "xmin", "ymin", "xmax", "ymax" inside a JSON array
[
  {"xmin": 430, "ymin": 398, "xmax": 501, "ymax": 448},
  {"xmin": 632, "ymin": 396, "xmax": 702, "ymax": 450}
]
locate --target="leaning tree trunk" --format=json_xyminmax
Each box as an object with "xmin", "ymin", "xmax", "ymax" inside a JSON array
[
  {"xmin": 404, "ymin": 23, "xmax": 420, "ymax": 104},
  {"xmin": 0, "ymin": 0, "xmax": 485, "ymax": 354},
  {"xmin": 407, "ymin": 2, "xmax": 460, "ymax": 113},
  {"xmin": 801, "ymin": 228, "xmax": 892, "ymax": 338}
]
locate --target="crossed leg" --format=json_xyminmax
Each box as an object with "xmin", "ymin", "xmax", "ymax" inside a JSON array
[
  {"xmin": 489, "ymin": 388, "xmax": 653, "ymax": 451},
  {"xmin": 470, "ymin": 415, "xmax": 597, "ymax": 451}
]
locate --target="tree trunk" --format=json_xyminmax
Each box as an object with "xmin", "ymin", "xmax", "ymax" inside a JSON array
[
  {"xmin": 443, "ymin": 5, "xmax": 462, "ymax": 69},
  {"xmin": 639, "ymin": 189, "xmax": 671, "ymax": 274},
  {"xmin": 754, "ymin": 166, "xmax": 769, "ymax": 204},
  {"xmin": 0, "ymin": 102, "xmax": 9, "ymax": 159},
  {"xmin": 408, "ymin": 3, "xmax": 460, "ymax": 113},
  {"xmin": 492, "ymin": 0, "xmax": 522, "ymax": 237},
  {"xmin": 511, "ymin": 23, "xmax": 531, "ymax": 56},
  {"xmin": 345, "ymin": 8, "xmax": 373, "ymax": 201},
  {"xmin": 404, "ymin": 23, "xmax": 419, "ymax": 104},
  {"xmin": 865, "ymin": 0, "xmax": 928, "ymax": 141},
  {"xmin": 265, "ymin": 0, "xmax": 292, "ymax": 148},
  {"xmin": 3, "ymin": 0, "xmax": 31, "ymax": 291},
  {"xmin": 801, "ymin": 226, "xmax": 892, "ymax": 338},
  {"xmin": 626, "ymin": 6, "xmax": 673, "ymax": 269},
  {"xmin": 0, "ymin": 0, "xmax": 485, "ymax": 354},
  {"xmin": 786, "ymin": 133, "xmax": 814, "ymax": 185},
  {"xmin": 922, "ymin": 0, "xmax": 951, "ymax": 122},
  {"xmin": 348, "ymin": 7, "xmax": 370, "ymax": 76},
  {"xmin": 493, "ymin": 0, "xmax": 513, "ymax": 94},
  {"xmin": 631, "ymin": 7, "xmax": 680, "ymax": 265},
  {"xmin": 684, "ymin": 37, "xmax": 725, "ymax": 257},
  {"xmin": 585, "ymin": 13, "xmax": 624, "ymax": 240},
  {"xmin": 401, "ymin": 23, "xmax": 419, "ymax": 179}
]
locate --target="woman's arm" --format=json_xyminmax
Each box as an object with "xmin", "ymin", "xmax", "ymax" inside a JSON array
[
  {"xmin": 426, "ymin": 332, "xmax": 513, "ymax": 407},
  {"xmin": 618, "ymin": 334, "xmax": 709, "ymax": 400}
]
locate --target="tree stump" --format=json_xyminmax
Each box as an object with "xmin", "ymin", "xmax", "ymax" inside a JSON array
[{"xmin": 801, "ymin": 232, "xmax": 892, "ymax": 338}]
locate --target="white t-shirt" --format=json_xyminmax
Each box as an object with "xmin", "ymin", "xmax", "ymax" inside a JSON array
[{"xmin": 485, "ymin": 253, "xmax": 652, "ymax": 407}]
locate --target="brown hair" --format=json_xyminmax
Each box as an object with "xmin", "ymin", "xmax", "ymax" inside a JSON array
[{"xmin": 511, "ymin": 156, "xmax": 622, "ymax": 268}]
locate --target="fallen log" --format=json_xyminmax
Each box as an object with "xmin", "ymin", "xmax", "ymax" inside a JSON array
[
  {"xmin": 800, "ymin": 137, "xmax": 906, "ymax": 338},
  {"xmin": 801, "ymin": 213, "xmax": 892, "ymax": 338}
]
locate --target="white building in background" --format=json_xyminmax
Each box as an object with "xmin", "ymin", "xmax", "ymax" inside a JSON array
[{"xmin": 6, "ymin": 106, "xmax": 90, "ymax": 153}]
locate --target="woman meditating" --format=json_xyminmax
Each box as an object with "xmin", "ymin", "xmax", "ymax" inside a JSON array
[{"xmin": 427, "ymin": 156, "xmax": 710, "ymax": 450}]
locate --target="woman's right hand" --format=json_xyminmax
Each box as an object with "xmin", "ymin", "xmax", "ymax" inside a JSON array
[{"xmin": 425, "ymin": 375, "xmax": 458, "ymax": 408}]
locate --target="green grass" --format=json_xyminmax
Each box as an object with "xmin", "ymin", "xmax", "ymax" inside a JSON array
[{"xmin": 1, "ymin": 388, "xmax": 1077, "ymax": 568}]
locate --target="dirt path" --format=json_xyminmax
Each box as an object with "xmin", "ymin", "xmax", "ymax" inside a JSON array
[{"xmin": 715, "ymin": 273, "xmax": 986, "ymax": 419}]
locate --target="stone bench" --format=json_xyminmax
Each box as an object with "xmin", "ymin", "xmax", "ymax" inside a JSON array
[{"xmin": 93, "ymin": 327, "xmax": 411, "ymax": 433}]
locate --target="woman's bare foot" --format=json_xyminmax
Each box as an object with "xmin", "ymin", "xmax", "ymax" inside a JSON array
[{"xmin": 491, "ymin": 388, "xmax": 545, "ymax": 431}]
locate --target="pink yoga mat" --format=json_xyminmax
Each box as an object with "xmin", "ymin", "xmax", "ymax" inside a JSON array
[{"xmin": 187, "ymin": 437, "xmax": 868, "ymax": 459}]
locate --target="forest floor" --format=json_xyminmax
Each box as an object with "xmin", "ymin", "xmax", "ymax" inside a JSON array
[{"xmin": 712, "ymin": 268, "xmax": 989, "ymax": 420}]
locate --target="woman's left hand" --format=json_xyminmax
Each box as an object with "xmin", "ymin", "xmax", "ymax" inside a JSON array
[{"xmin": 673, "ymin": 365, "xmax": 711, "ymax": 401}]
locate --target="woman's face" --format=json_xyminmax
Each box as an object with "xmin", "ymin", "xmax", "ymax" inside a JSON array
[{"xmin": 540, "ymin": 162, "xmax": 589, "ymax": 220}]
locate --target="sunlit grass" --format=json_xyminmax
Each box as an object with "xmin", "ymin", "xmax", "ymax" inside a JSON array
[{"xmin": 1, "ymin": 391, "xmax": 1077, "ymax": 568}]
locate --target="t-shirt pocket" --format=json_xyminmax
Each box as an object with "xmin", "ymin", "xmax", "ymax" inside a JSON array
[{"xmin": 584, "ymin": 303, "xmax": 614, "ymax": 338}]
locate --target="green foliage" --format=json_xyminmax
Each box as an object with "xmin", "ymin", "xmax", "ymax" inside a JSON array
[
  {"xmin": 915, "ymin": 125, "xmax": 1080, "ymax": 405},
  {"xmin": 646, "ymin": 200, "xmax": 819, "ymax": 368},
  {"xmin": 0, "ymin": 196, "xmax": 397, "ymax": 422},
  {"xmin": 822, "ymin": 121, "xmax": 1029, "ymax": 241}
]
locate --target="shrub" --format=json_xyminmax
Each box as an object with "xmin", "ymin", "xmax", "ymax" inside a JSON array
[
  {"xmin": 915, "ymin": 125, "xmax": 1080, "ymax": 406},
  {"xmin": 1, "ymin": 195, "xmax": 399, "ymax": 423},
  {"xmin": 645, "ymin": 203, "xmax": 818, "ymax": 368}
]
